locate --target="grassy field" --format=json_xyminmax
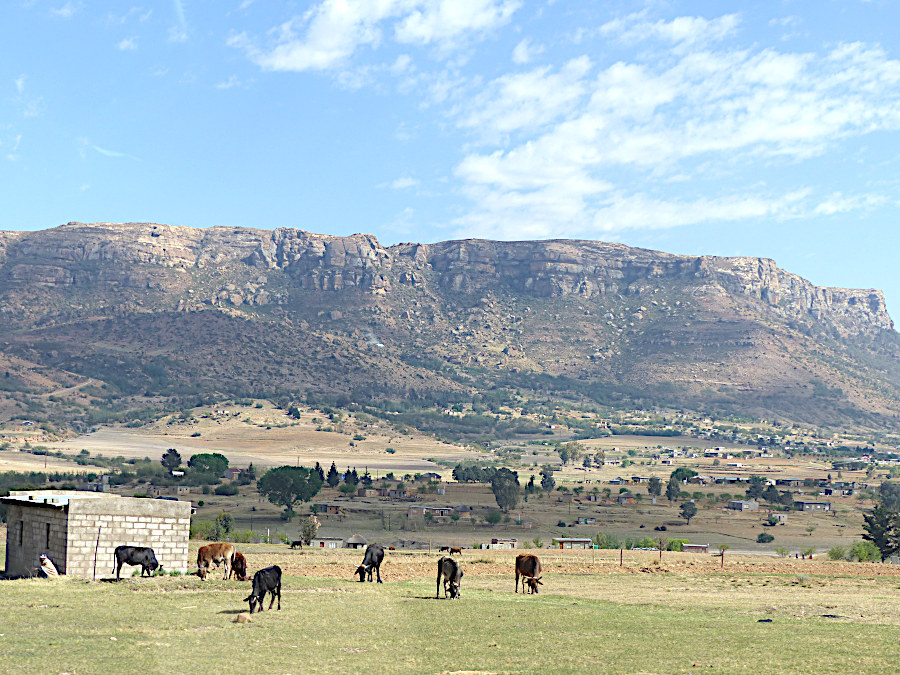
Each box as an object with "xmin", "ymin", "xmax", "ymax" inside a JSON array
[{"xmin": 3, "ymin": 542, "xmax": 900, "ymax": 674}]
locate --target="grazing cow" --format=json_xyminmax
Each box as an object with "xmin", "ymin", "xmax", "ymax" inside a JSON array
[
  {"xmin": 439, "ymin": 546, "xmax": 450, "ymax": 553},
  {"xmin": 354, "ymin": 544, "xmax": 384, "ymax": 583},
  {"xmin": 449, "ymin": 547, "xmax": 462, "ymax": 556},
  {"xmin": 197, "ymin": 542, "xmax": 236, "ymax": 580},
  {"xmin": 112, "ymin": 546, "xmax": 159, "ymax": 581},
  {"xmin": 436, "ymin": 556, "xmax": 463, "ymax": 599},
  {"xmin": 290, "ymin": 540, "xmax": 303, "ymax": 549},
  {"xmin": 515, "ymin": 554, "xmax": 542, "ymax": 594},
  {"xmin": 245, "ymin": 565, "xmax": 281, "ymax": 613},
  {"xmin": 229, "ymin": 552, "xmax": 249, "ymax": 581}
]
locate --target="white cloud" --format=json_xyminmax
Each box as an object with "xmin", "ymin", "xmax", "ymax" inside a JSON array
[
  {"xmin": 170, "ymin": 0, "xmax": 188, "ymax": 42},
  {"xmin": 235, "ymin": 0, "xmax": 522, "ymax": 72},
  {"xmin": 14, "ymin": 75, "xmax": 26, "ymax": 94},
  {"xmin": 50, "ymin": 2, "xmax": 79, "ymax": 19},
  {"xmin": 600, "ymin": 12, "xmax": 741, "ymax": 51},
  {"xmin": 394, "ymin": 0, "xmax": 521, "ymax": 46},
  {"xmin": 388, "ymin": 177, "xmax": 419, "ymax": 189},
  {"xmin": 117, "ymin": 37, "xmax": 138, "ymax": 51},
  {"xmin": 512, "ymin": 38, "xmax": 543, "ymax": 65},
  {"xmin": 450, "ymin": 18, "xmax": 900, "ymax": 239},
  {"xmin": 215, "ymin": 75, "xmax": 241, "ymax": 89},
  {"xmin": 456, "ymin": 56, "xmax": 592, "ymax": 137}
]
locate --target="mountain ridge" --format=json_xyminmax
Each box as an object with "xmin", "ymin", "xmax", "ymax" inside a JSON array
[{"xmin": 0, "ymin": 222, "xmax": 897, "ymax": 433}]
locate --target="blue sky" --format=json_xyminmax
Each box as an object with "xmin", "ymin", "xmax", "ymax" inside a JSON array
[{"xmin": 3, "ymin": 1, "xmax": 900, "ymax": 318}]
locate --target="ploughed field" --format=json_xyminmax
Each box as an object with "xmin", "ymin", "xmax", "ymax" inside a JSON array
[{"xmin": 2, "ymin": 544, "xmax": 900, "ymax": 674}]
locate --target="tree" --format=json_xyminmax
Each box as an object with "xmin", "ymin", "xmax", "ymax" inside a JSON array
[
  {"xmin": 257, "ymin": 466, "xmax": 324, "ymax": 519},
  {"xmin": 344, "ymin": 467, "xmax": 359, "ymax": 486},
  {"xmin": 299, "ymin": 515, "xmax": 319, "ymax": 544},
  {"xmin": 188, "ymin": 452, "xmax": 229, "ymax": 475},
  {"xmin": 485, "ymin": 509, "xmax": 502, "ymax": 526},
  {"xmin": 878, "ymin": 481, "xmax": 900, "ymax": 512},
  {"xmin": 540, "ymin": 466, "xmax": 556, "ymax": 493},
  {"xmin": 670, "ymin": 467, "xmax": 697, "ymax": 483},
  {"xmin": 491, "ymin": 468, "xmax": 520, "ymax": 511},
  {"xmin": 558, "ymin": 445, "xmax": 570, "ymax": 465},
  {"xmin": 862, "ymin": 503, "xmax": 900, "ymax": 562},
  {"xmin": 314, "ymin": 462, "xmax": 325, "ymax": 482},
  {"xmin": 326, "ymin": 462, "xmax": 340, "ymax": 488},
  {"xmin": 583, "ymin": 455, "xmax": 592, "ymax": 468},
  {"xmin": 648, "ymin": 477, "xmax": 662, "ymax": 499},
  {"xmin": 680, "ymin": 501, "xmax": 697, "ymax": 524},
  {"xmin": 666, "ymin": 478, "xmax": 681, "ymax": 502},
  {"xmin": 161, "ymin": 448, "xmax": 182, "ymax": 472},
  {"xmin": 214, "ymin": 512, "xmax": 234, "ymax": 540},
  {"xmin": 339, "ymin": 483, "xmax": 357, "ymax": 498},
  {"xmin": 745, "ymin": 475, "xmax": 767, "ymax": 500}
]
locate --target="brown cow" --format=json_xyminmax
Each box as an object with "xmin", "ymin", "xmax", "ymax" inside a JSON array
[
  {"xmin": 230, "ymin": 551, "xmax": 249, "ymax": 581},
  {"xmin": 197, "ymin": 542, "xmax": 235, "ymax": 580},
  {"xmin": 449, "ymin": 547, "xmax": 462, "ymax": 556},
  {"xmin": 515, "ymin": 553, "xmax": 542, "ymax": 594}
]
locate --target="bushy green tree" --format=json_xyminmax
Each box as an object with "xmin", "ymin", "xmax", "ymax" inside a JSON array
[
  {"xmin": 161, "ymin": 448, "xmax": 182, "ymax": 471},
  {"xmin": 666, "ymin": 478, "xmax": 680, "ymax": 502},
  {"xmin": 679, "ymin": 501, "xmax": 697, "ymax": 524},
  {"xmin": 670, "ymin": 467, "xmax": 697, "ymax": 483},
  {"xmin": 647, "ymin": 477, "xmax": 662, "ymax": 498},
  {"xmin": 745, "ymin": 475, "xmax": 767, "ymax": 500},
  {"xmin": 540, "ymin": 466, "xmax": 555, "ymax": 492},
  {"xmin": 188, "ymin": 453, "xmax": 229, "ymax": 475},
  {"xmin": 862, "ymin": 503, "xmax": 899, "ymax": 561},
  {"xmin": 485, "ymin": 509, "xmax": 502, "ymax": 526},
  {"xmin": 326, "ymin": 462, "xmax": 340, "ymax": 488},
  {"xmin": 491, "ymin": 468, "xmax": 520, "ymax": 511},
  {"xmin": 257, "ymin": 466, "xmax": 324, "ymax": 519}
]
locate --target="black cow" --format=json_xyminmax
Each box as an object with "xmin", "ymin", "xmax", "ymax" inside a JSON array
[
  {"xmin": 112, "ymin": 545, "xmax": 159, "ymax": 581},
  {"xmin": 436, "ymin": 556, "xmax": 463, "ymax": 599},
  {"xmin": 355, "ymin": 544, "xmax": 384, "ymax": 583},
  {"xmin": 290, "ymin": 540, "xmax": 303, "ymax": 549},
  {"xmin": 245, "ymin": 565, "xmax": 282, "ymax": 613}
]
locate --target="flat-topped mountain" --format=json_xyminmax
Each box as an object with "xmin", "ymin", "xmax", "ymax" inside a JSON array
[{"xmin": 1, "ymin": 222, "xmax": 898, "ymax": 431}]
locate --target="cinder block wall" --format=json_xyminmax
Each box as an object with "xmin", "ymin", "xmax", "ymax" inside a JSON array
[
  {"xmin": 66, "ymin": 498, "xmax": 192, "ymax": 578},
  {"xmin": 3, "ymin": 503, "xmax": 69, "ymax": 577}
]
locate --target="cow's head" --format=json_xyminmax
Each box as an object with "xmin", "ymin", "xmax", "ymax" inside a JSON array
[
  {"xmin": 244, "ymin": 592, "xmax": 260, "ymax": 613},
  {"xmin": 355, "ymin": 564, "xmax": 368, "ymax": 582},
  {"xmin": 526, "ymin": 577, "xmax": 542, "ymax": 594}
]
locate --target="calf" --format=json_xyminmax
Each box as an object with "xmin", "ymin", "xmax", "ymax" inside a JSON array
[
  {"xmin": 515, "ymin": 553, "xmax": 542, "ymax": 594},
  {"xmin": 449, "ymin": 547, "xmax": 462, "ymax": 556},
  {"xmin": 197, "ymin": 542, "xmax": 235, "ymax": 580},
  {"xmin": 354, "ymin": 544, "xmax": 384, "ymax": 583},
  {"xmin": 229, "ymin": 551, "xmax": 249, "ymax": 581},
  {"xmin": 436, "ymin": 556, "xmax": 463, "ymax": 599},
  {"xmin": 245, "ymin": 565, "xmax": 281, "ymax": 613},
  {"xmin": 112, "ymin": 546, "xmax": 159, "ymax": 581}
]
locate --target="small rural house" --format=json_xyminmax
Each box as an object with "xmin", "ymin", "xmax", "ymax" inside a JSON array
[
  {"xmin": 727, "ymin": 500, "xmax": 759, "ymax": 511},
  {"xmin": 489, "ymin": 537, "xmax": 518, "ymax": 550},
  {"xmin": 309, "ymin": 536, "xmax": 345, "ymax": 548},
  {"xmin": 552, "ymin": 537, "xmax": 592, "ymax": 549},
  {"xmin": 794, "ymin": 501, "xmax": 832, "ymax": 512},
  {"xmin": 345, "ymin": 534, "xmax": 368, "ymax": 549},
  {"xmin": 681, "ymin": 543, "xmax": 709, "ymax": 554},
  {"xmin": 1, "ymin": 490, "xmax": 191, "ymax": 579},
  {"xmin": 617, "ymin": 492, "xmax": 635, "ymax": 504}
]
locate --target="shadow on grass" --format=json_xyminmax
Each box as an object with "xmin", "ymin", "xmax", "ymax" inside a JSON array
[{"xmin": 218, "ymin": 609, "xmax": 249, "ymax": 615}]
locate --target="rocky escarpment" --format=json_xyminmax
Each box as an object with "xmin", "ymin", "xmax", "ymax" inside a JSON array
[{"xmin": 0, "ymin": 223, "xmax": 892, "ymax": 337}]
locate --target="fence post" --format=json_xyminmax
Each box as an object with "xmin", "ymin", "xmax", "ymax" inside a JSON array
[{"xmin": 620, "ymin": 547, "xmax": 623, "ymax": 567}]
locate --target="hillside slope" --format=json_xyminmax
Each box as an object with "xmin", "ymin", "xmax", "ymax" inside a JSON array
[{"xmin": 0, "ymin": 222, "xmax": 897, "ymax": 431}]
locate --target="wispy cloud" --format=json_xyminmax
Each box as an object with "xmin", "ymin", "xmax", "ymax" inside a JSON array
[
  {"xmin": 50, "ymin": 1, "xmax": 80, "ymax": 19},
  {"xmin": 170, "ymin": 0, "xmax": 188, "ymax": 42},
  {"xmin": 233, "ymin": 0, "xmax": 521, "ymax": 72},
  {"xmin": 80, "ymin": 138, "xmax": 141, "ymax": 161},
  {"xmin": 5, "ymin": 134, "xmax": 23, "ymax": 162},
  {"xmin": 117, "ymin": 37, "xmax": 138, "ymax": 51},
  {"xmin": 450, "ymin": 16, "xmax": 900, "ymax": 239},
  {"xmin": 12, "ymin": 75, "xmax": 43, "ymax": 118},
  {"xmin": 387, "ymin": 177, "xmax": 419, "ymax": 189},
  {"xmin": 215, "ymin": 75, "xmax": 243, "ymax": 90},
  {"xmin": 512, "ymin": 38, "xmax": 544, "ymax": 65}
]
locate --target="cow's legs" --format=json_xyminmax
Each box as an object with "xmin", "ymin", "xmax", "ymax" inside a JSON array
[
  {"xmin": 375, "ymin": 564, "xmax": 382, "ymax": 583},
  {"xmin": 269, "ymin": 586, "xmax": 280, "ymax": 611}
]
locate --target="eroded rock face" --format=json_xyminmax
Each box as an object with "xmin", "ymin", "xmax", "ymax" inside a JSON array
[{"xmin": 0, "ymin": 222, "xmax": 892, "ymax": 335}]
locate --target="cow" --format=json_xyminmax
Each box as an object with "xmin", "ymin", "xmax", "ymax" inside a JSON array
[
  {"xmin": 449, "ymin": 547, "xmax": 462, "ymax": 556},
  {"xmin": 197, "ymin": 542, "xmax": 235, "ymax": 580},
  {"xmin": 112, "ymin": 546, "xmax": 159, "ymax": 581},
  {"xmin": 354, "ymin": 544, "xmax": 384, "ymax": 583},
  {"xmin": 245, "ymin": 565, "xmax": 281, "ymax": 613},
  {"xmin": 515, "ymin": 554, "xmax": 542, "ymax": 594},
  {"xmin": 229, "ymin": 551, "xmax": 249, "ymax": 581},
  {"xmin": 436, "ymin": 556, "xmax": 463, "ymax": 599},
  {"xmin": 439, "ymin": 546, "xmax": 450, "ymax": 552},
  {"xmin": 290, "ymin": 540, "xmax": 303, "ymax": 549}
]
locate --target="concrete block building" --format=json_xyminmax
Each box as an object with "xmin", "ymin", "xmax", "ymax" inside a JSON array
[{"xmin": 2, "ymin": 490, "xmax": 191, "ymax": 579}]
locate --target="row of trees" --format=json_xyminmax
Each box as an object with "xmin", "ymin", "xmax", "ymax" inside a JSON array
[{"xmin": 862, "ymin": 481, "xmax": 900, "ymax": 561}]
